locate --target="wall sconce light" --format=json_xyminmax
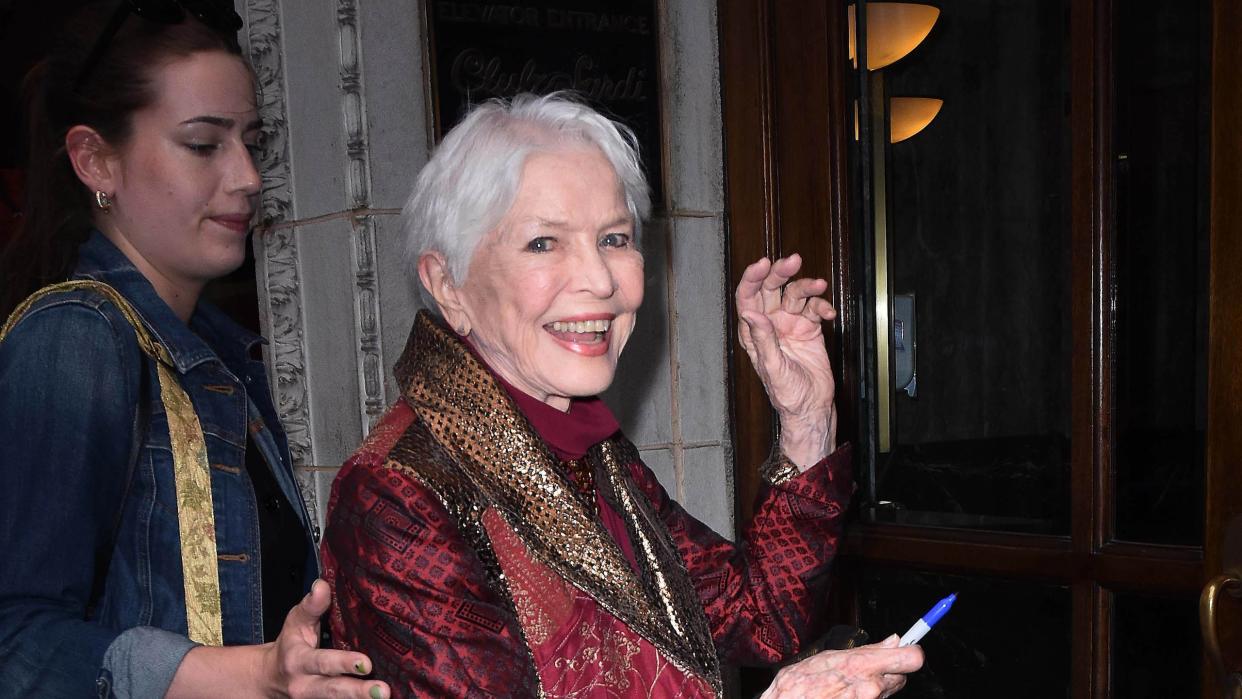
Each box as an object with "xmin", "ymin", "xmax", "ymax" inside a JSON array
[
  {"xmin": 889, "ymin": 97, "xmax": 944, "ymax": 142},
  {"xmin": 848, "ymin": 3, "xmax": 940, "ymax": 71},
  {"xmin": 849, "ymin": 3, "xmax": 943, "ymax": 144},
  {"xmin": 855, "ymin": 97, "xmax": 945, "ymax": 144}
]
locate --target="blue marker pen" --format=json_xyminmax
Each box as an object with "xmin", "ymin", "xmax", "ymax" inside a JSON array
[{"xmin": 898, "ymin": 592, "xmax": 957, "ymax": 647}]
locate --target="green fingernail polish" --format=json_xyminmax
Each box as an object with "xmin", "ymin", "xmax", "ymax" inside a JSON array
[
  {"xmin": 369, "ymin": 685, "xmax": 383, "ymax": 699},
  {"xmin": 354, "ymin": 660, "xmax": 367, "ymax": 674}
]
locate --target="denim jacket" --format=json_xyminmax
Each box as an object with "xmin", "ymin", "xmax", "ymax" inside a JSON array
[{"xmin": 0, "ymin": 232, "xmax": 318, "ymax": 698}]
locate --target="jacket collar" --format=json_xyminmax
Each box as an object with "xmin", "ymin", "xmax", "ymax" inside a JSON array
[{"xmin": 73, "ymin": 230, "xmax": 263, "ymax": 374}]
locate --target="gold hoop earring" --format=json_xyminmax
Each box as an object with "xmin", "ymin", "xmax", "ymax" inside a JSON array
[{"xmin": 95, "ymin": 191, "xmax": 113, "ymax": 213}]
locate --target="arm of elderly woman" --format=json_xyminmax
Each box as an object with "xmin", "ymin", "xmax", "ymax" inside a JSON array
[
  {"xmin": 760, "ymin": 636, "xmax": 925, "ymax": 699},
  {"xmin": 613, "ymin": 253, "xmax": 853, "ymax": 664},
  {"xmin": 627, "ymin": 445, "xmax": 852, "ymax": 665},
  {"xmin": 735, "ymin": 255, "xmax": 926, "ymax": 697},
  {"xmin": 735, "ymin": 254, "xmax": 839, "ymax": 470}
]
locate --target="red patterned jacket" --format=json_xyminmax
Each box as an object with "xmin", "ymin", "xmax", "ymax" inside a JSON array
[{"xmin": 321, "ymin": 313, "xmax": 853, "ymax": 697}]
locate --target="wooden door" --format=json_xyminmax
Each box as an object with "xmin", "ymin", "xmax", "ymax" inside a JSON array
[{"xmin": 720, "ymin": 0, "xmax": 1242, "ymax": 695}]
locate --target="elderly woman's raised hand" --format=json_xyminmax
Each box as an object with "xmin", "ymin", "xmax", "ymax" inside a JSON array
[
  {"xmin": 759, "ymin": 635, "xmax": 924, "ymax": 699},
  {"xmin": 736, "ymin": 254, "xmax": 839, "ymax": 469}
]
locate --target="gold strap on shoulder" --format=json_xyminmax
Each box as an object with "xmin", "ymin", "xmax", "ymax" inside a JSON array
[
  {"xmin": 161, "ymin": 366, "xmax": 223, "ymax": 646},
  {"xmin": 2, "ymin": 280, "xmax": 158, "ymax": 357},
  {"xmin": 2, "ymin": 280, "xmax": 224, "ymax": 646}
]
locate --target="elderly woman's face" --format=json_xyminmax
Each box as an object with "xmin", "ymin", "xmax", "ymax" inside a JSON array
[{"xmin": 452, "ymin": 147, "xmax": 644, "ymax": 411}]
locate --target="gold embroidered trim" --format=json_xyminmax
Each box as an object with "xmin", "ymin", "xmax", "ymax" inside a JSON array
[
  {"xmin": 2, "ymin": 280, "xmax": 224, "ymax": 646},
  {"xmin": 486, "ymin": 510, "xmax": 572, "ymax": 647},
  {"xmin": 551, "ymin": 617, "xmax": 642, "ymax": 689},
  {"xmin": 390, "ymin": 312, "xmax": 722, "ymax": 692},
  {"xmin": 760, "ymin": 448, "xmax": 801, "ymax": 486},
  {"xmin": 596, "ymin": 441, "xmax": 722, "ymax": 687},
  {"xmin": 159, "ymin": 360, "xmax": 223, "ymax": 645}
]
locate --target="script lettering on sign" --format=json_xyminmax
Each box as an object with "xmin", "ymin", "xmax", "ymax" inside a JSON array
[{"xmin": 429, "ymin": 0, "xmax": 662, "ymax": 203}]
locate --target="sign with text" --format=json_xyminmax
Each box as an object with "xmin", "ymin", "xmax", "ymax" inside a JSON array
[{"xmin": 428, "ymin": 1, "xmax": 663, "ymax": 203}]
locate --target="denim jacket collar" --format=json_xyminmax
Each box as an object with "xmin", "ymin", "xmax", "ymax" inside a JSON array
[{"xmin": 73, "ymin": 231, "xmax": 263, "ymax": 374}]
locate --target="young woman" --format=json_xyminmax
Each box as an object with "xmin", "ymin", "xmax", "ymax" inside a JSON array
[{"xmin": 0, "ymin": 3, "xmax": 388, "ymax": 697}]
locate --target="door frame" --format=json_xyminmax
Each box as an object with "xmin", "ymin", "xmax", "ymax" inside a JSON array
[{"xmin": 1204, "ymin": 0, "xmax": 1242, "ymax": 684}]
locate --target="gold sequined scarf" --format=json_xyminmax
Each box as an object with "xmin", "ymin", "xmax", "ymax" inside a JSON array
[
  {"xmin": 1, "ymin": 280, "xmax": 224, "ymax": 646},
  {"xmin": 387, "ymin": 311, "xmax": 722, "ymax": 693}
]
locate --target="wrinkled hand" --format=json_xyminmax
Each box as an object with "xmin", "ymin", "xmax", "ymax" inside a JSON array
[
  {"xmin": 262, "ymin": 579, "xmax": 390, "ymax": 699},
  {"xmin": 736, "ymin": 254, "xmax": 838, "ymax": 469},
  {"xmin": 759, "ymin": 635, "xmax": 924, "ymax": 699}
]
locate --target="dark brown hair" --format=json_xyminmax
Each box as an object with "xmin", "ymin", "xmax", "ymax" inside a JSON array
[{"xmin": 0, "ymin": 2, "xmax": 246, "ymax": 318}]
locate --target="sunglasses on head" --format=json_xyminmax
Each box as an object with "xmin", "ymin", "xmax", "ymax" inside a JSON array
[{"xmin": 75, "ymin": 0, "xmax": 244, "ymax": 90}]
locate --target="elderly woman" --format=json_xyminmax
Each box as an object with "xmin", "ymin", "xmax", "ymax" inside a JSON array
[{"xmin": 321, "ymin": 94, "xmax": 922, "ymax": 698}]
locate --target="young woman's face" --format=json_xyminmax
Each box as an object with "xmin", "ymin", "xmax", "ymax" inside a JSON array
[{"xmin": 101, "ymin": 51, "xmax": 261, "ymax": 296}]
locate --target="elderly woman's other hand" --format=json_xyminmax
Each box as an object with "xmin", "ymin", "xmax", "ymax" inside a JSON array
[
  {"xmin": 758, "ymin": 635, "xmax": 924, "ymax": 699},
  {"xmin": 736, "ymin": 254, "xmax": 839, "ymax": 470}
]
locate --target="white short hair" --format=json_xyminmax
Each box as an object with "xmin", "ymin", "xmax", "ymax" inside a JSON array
[{"xmin": 402, "ymin": 92, "xmax": 651, "ymax": 309}]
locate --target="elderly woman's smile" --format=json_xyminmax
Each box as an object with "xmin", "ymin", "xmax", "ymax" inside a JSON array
[
  {"xmin": 545, "ymin": 317, "xmax": 614, "ymax": 353},
  {"xmin": 441, "ymin": 146, "xmax": 645, "ymax": 411}
]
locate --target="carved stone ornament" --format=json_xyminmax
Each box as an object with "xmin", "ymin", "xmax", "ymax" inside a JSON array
[
  {"xmin": 242, "ymin": 0, "xmax": 314, "ymax": 474},
  {"xmin": 338, "ymin": 0, "xmax": 388, "ymax": 431}
]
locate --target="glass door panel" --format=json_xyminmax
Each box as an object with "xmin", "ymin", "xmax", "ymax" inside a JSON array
[
  {"xmin": 859, "ymin": 0, "xmax": 1073, "ymax": 535},
  {"xmin": 1113, "ymin": 0, "xmax": 1210, "ymax": 547},
  {"xmin": 1111, "ymin": 592, "xmax": 1202, "ymax": 696},
  {"xmin": 858, "ymin": 566, "xmax": 1071, "ymax": 698}
]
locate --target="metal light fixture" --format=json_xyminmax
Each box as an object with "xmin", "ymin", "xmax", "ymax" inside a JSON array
[
  {"xmin": 848, "ymin": 3, "xmax": 941, "ymax": 70},
  {"xmin": 855, "ymin": 97, "xmax": 945, "ymax": 144},
  {"xmin": 849, "ymin": 3, "xmax": 944, "ymax": 144},
  {"xmin": 889, "ymin": 97, "xmax": 944, "ymax": 142}
]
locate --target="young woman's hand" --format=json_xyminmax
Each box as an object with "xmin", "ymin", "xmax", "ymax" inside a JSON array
[
  {"xmin": 261, "ymin": 579, "xmax": 390, "ymax": 698},
  {"xmin": 169, "ymin": 579, "xmax": 390, "ymax": 698}
]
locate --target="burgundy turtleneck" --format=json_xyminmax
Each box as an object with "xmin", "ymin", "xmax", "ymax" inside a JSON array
[{"xmin": 498, "ymin": 382, "xmax": 619, "ymax": 461}]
